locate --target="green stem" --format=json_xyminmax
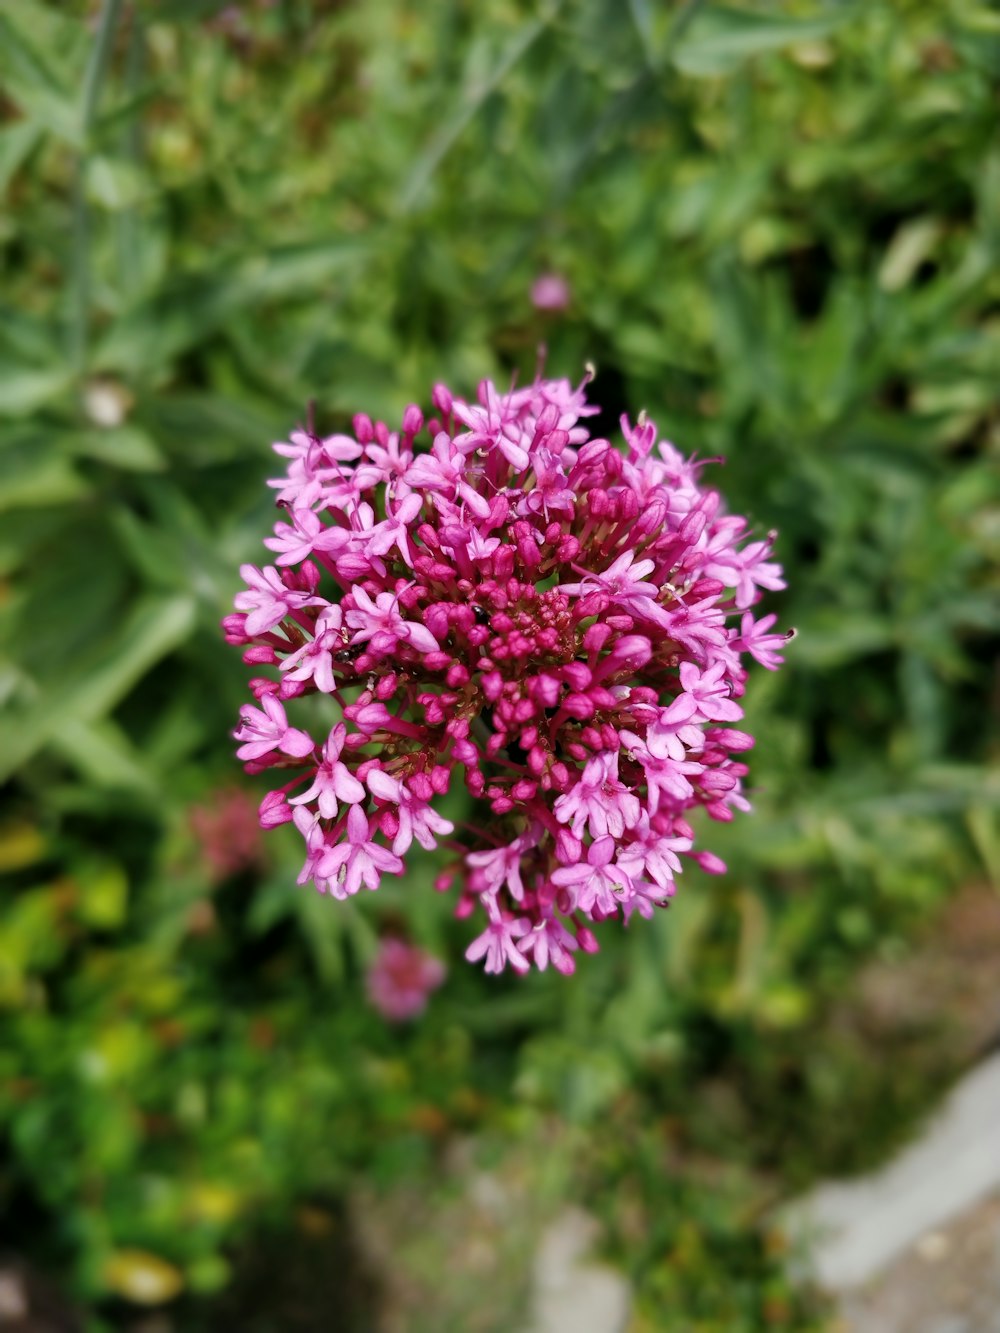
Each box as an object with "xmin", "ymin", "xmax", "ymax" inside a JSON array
[
  {"xmin": 72, "ymin": 0, "xmax": 125, "ymax": 375},
  {"xmin": 116, "ymin": 11, "xmax": 144, "ymax": 295},
  {"xmin": 81, "ymin": 0, "xmax": 126, "ymax": 139}
]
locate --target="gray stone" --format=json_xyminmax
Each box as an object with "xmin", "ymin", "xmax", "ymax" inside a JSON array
[
  {"xmin": 529, "ymin": 1208, "xmax": 631, "ymax": 1333},
  {"xmin": 784, "ymin": 1052, "xmax": 1000, "ymax": 1291}
]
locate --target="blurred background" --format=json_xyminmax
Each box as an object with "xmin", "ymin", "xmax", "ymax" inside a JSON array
[{"xmin": 1, "ymin": 1, "xmax": 998, "ymax": 1329}]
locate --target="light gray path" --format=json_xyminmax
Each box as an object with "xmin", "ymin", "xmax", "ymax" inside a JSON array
[
  {"xmin": 784, "ymin": 1051, "xmax": 1000, "ymax": 1291},
  {"xmin": 529, "ymin": 1208, "xmax": 631, "ymax": 1333}
]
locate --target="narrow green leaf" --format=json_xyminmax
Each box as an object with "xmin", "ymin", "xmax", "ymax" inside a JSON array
[
  {"xmin": 627, "ymin": 0, "xmax": 656, "ymax": 65},
  {"xmin": 791, "ymin": 615, "xmax": 895, "ymax": 668},
  {"xmin": 51, "ymin": 717, "xmax": 160, "ymax": 798},
  {"xmin": 399, "ymin": 9, "xmax": 557, "ymax": 212},
  {"xmin": 0, "ymin": 10, "xmax": 83, "ymax": 146},
  {"xmin": 0, "ymin": 446, "xmax": 89, "ymax": 511},
  {"xmin": 62, "ymin": 427, "xmax": 166, "ymax": 473},
  {"xmin": 0, "ymin": 594, "xmax": 197, "ymax": 783},
  {"xmin": 85, "ymin": 155, "xmax": 149, "ymax": 211},
  {"xmin": 673, "ymin": 5, "xmax": 857, "ymax": 77},
  {"xmin": 0, "ymin": 363, "xmax": 75, "ymax": 416},
  {"xmin": 96, "ymin": 242, "xmax": 372, "ymax": 374},
  {"xmin": 0, "ymin": 121, "xmax": 43, "ymax": 195}
]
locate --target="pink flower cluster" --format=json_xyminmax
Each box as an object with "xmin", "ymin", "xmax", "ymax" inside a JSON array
[{"xmin": 226, "ymin": 374, "xmax": 790, "ymax": 975}]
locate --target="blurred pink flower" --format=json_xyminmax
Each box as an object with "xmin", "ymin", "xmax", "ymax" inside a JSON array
[
  {"xmin": 190, "ymin": 787, "xmax": 265, "ymax": 883},
  {"xmin": 530, "ymin": 272, "xmax": 571, "ymax": 311},
  {"xmin": 366, "ymin": 938, "xmax": 446, "ymax": 1021}
]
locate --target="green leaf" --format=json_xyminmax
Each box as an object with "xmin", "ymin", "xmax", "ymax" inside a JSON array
[
  {"xmin": 791, "ymin": 614, "xmax": 895, "ymax": 668},
  {"xmin": 52, "ymin": 717, "xmax": 161, "ymax": 797},
  {"xmin": 0, "ymin": 443, "xmax": 89, "ymax": 510},
  {"xmin": 399, "ymin": 10, "xmax": 556, "ymax": 212},
  {"xmin": 627, "ymin": 0, "xmax": 656, "ymax": 65},
  {"xmin": 878, "ymin": 217, "xmax": 943, "ymax": 293},
  {"xmin": 0, "ymin": 3, "xmax": 85, "ymax": 146},
  {"xmin": 672, "ymin": 5, "xmax": 857, "ymax": 77},
  {"xmin": 85, "ymin": 155, "xmax": 149, "ymax": 211},
  {"xmin": 62, "ymin": 427, "xmax": 166, "ymax": 473},
  {"xmin": 0, "ymin": 594, "xmax": 197, "ymax": 783},
  {"xmin": 0, "ymin": 121, "xmax": 43, "ymax": 195},
  {"xmin": 76, "ymin": 857, "xmax": 130, "ymax": 930},
  {"xmin": 96, "ymin": 242, "xmax": 373, "ymax": 375},
  {"xmin": 0, "ymin": 362, "xmax": 75, "ymax": 416}
]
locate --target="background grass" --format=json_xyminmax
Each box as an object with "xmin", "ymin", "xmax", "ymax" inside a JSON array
[{"xmin": 1, "ymin": 1, "xmax": 998, "ymax": 1328}]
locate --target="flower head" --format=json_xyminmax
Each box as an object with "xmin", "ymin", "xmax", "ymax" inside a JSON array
[{"xmin": 228, "ymin": 374, "xmax": 790, "ymax": 973}]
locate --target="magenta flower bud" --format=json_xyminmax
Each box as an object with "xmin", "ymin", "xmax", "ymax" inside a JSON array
[
  {"xmin": 243, "ymin": 644, "xmax": 280, "ymax": 665},
  {"xmin": 452, "ymin": 739, "xmax": 478, "ymax": 765},
  {"xmin": 562, "ymin": 661, "xmax": 592, "ymax": 691},
  {"xmin": 353, "ymin": 413, "xmax": 374, "ymax": 443},
  {"xmin": 588, "ymin": 489, "xmax": 610, "ymax": 519},
  {"xmin": 708, "ymin": 727, "xmax": 755, "ymax": 752},
  {"xmin": 692, "ymin": 850, "xmax": 727, "ymax": 874},
  {"xmin": 576, "ymin": 926, "xmax": 600, "ymax": 954},
  {"xmin": 222, "ymin": 613, "xmax": 251, "ymax": 644},
  {"xmin": 431, "ymin": 383, "xmax": 453, "ymax": 416},
  {"xmin": 563, "ymin": 693, "xmax": 595, "ymax": 720},
  {"xmin": 259, "ymin": 790, "xmax": 294, "ymax": 828},
  {"xmin": 402, "ymin": 404, "xmax": 424, "ymax": 437}
]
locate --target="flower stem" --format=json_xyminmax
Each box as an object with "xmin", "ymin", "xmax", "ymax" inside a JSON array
[{"xmin": 71, "ymin": 0, "xmax": 125, "ymax": 374}]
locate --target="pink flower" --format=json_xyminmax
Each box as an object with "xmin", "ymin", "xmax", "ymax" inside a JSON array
[
  {"xmin": 466, "ymin": 829, "xmax": 539, "ymax": 903},
  {"xmin": 227, "ymin": 374, "xmax": 789, "ymax": 975},
  {"xmin": 190, "ymin": 787, "xmax": 265, "ymax": 883},
  {"xmin": 264, "ymin": 499, "xmax": 352, "ymax": 566},
  {"xmin": 345, "ymin": 587, "xmax": 440, "ymax": 656},
  {"xmin": 234, "ymin": 694, "xmax": 314, "ymax": 762},
  {"xmin": 366, "ymin": 938, "xmax": 446, "ymax": 1021},
  {"xmin": 615, "ymin": 817, "xmax": 690, "ymax": 895},
  {"xmin": 453, "ymin": 380, "xmax": 531, "ymax": 472},
  {"xmin": 289, "ymin": 724, "xmax": 365, "ymax": 820},
  {"xmin": 733, "ymin": 612, "xmax": 793, "ymax": 670},
  {"xmin": 316, "ymin": 804, "xmax": 404, "ymax": 898},
  {"xmin": 234, "ymin": 564, "xmax": 324, "ymax": 636},
  {"xmin": 553, "ymin": 751, "xmax": 641, "ymax": 840},
  {"xmin": 366, "ymin": 769, "xmax": 455, "ymax": 856},
  {"xmin": 559, "ymin": 551, "xmax": 673, "ymax": 630},
  {"xmin": 678, "ymin": 661, "xmax": 744, "ymax": 723},
  {"xmin": 530, "ymin": 272, "xmax": 571, "ymax": 312},
  {"xmin": 465, "ymin": 911, "xmax": 531, "ymax": 974},
  {"xmin": 279, "ymin": 604, "xmax": 347, "ymax": 694},
  {"xmin": 517, "ymin": 914, "xmax": 578, "ymax": 974},
  {"xmin": 551, "ymin": 836, "xmax": 634, "ymax": 916}
]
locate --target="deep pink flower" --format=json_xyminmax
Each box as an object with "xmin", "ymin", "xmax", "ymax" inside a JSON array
[
  {"xmin": 289, "ymin": 724, "xmax": 365, "ymax": 819},
  {"xmin": 552, "ymin": 751, "xmax": 640, "ymax": 841},
  {"xmin": 315, "ymin": 803, "xmax": 404, "ymax": 898},
  {"xmin": 234, "ymin": 694, "xmax": 314, "ymax": 762},
  {"xmin": 550, "ymin": 836, "xmax": 634, "ymax": 916},
  {"xmin": 366, "ymin": 768, "xmax": 455, "ymax": 856},
  {"xmin": 465, "ymin": 910, "xmax": 531, "ymax": 974},
  {"xmin": 227, "ymin": 374, "xmax": 790, "ymax": 973},
  {"xmin": 234, "ymin": 564, "xmax": 322, "ymax": 636}
]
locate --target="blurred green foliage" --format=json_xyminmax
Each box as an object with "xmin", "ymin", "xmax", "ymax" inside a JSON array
[{"xmin": 1, "ymin": 0, "xmax": 998, "ymax": 1327}]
